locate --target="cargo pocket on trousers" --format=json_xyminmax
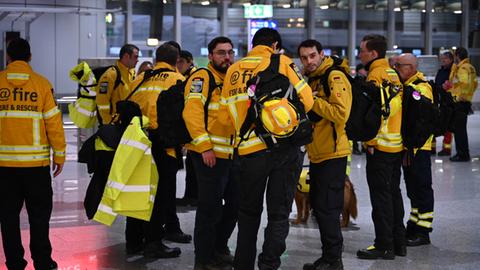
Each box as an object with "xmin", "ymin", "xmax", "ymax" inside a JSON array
[{"xmin": 327, "ymin": 180, "xmax": 344, "ymax": 210}]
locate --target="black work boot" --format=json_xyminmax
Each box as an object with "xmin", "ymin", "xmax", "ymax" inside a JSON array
[
  {"xmin": 357, "ymin": 245, "xmax": 395, "ymax": 260},
  {"xmin": 407, "ymin": 234, "xmax": 431, "ymax": 246},
  {"xmin": 303, "ymin": 258, "xmax": 344, "ymax": 270}
]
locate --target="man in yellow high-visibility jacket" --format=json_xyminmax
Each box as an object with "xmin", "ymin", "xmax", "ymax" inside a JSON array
[
  {"xmin": 0, "ymin": 38, "xmax": 66, "ymax": 270},
  {"xmin": 220, "ymin": 28, "xmax": 314, "ymax": 270},
  {"xmin": 356, "ymin": 34, "xmax": 407, "ymax": 260},
  {"xmin": 443, "ymin": 47, "xmax": 478, "ymax": 162},
  {"xmin": 396, "ymin": 53, "xmax": 435, "ymax": 247},
  {"xmin": 183, "ymin": 36, "xmax": 238, "ymax": 270}
]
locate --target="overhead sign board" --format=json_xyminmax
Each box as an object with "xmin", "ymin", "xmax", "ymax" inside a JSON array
[
  {"xmin": 244, "ymin": 5, "xmax": 273, "ymax": 19},
  {"xmin": 248, "ymin": 20, "xmax": 277, "ymax": 50}
]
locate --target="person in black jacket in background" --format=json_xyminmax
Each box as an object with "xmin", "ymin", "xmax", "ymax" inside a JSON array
[{"xmin": 433, "ymin": 51, "xmax": 454, "ymax": 156}]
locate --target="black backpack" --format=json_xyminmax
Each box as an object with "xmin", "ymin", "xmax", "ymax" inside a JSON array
[
  {"xmin": 150, "ymin": 68, "xmax": 218, "ymax": 148},
  {"xmin": 308, "ymin": 57, "xmax": 387, "ymax": 142},
  {"xmin": 401, "ymin": 81, "xmax": 436, "ymax": 150},
  {"xmin": 420, "ymin": 79, "xmax": 455, "ymax": 137},
  {"xmin": 239, "ymin": 54, "xmax": 313, "ymax": 149}
]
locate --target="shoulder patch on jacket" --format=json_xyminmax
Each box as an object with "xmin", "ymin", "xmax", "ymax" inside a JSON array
[
  {"xmin": 289, "ymin": 63, "xmax": 303, "ymax": 80},
  {"xmin": 99, "ymin": 82, "xmax": 109, "ymax": 94},
  {"xmin": 190, "ymin": 78, "xmax": 204, "ymax": 93}
]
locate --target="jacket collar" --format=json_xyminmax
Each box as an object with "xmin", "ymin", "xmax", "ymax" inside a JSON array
[
  {"xmin": 116, "ymin": 60, "xmax": 135, "ymax": 82},
  {"xmin": 248, "ymin": 45, "xmax": 275, "ymax": 58},
  {"xmin": 6, "ymin": 60, "xmax": 32, "ymax": 73},
  {"xmin": 307, "ymin": 56, "xmax": 334, "ymax": 78},
  {"xmin": 458, "ymin": 58, "xmax": 470, "ymax": 67},
  {"xmin": 404, "ymin": 71, "xmax": 426, "ymax": 85},
  {"xmin": 367, "ymin": 57, "xmax": 390, "ymax": 72},
  {"xmin": 153, "ymin": 62, "xmax": 177, "ymax": 72},
  {"xmin": 207, "ymin": 63, "xmax": 225, "ymax": 82}
]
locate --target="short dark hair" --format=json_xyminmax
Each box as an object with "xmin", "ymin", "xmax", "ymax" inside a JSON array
[
  {"xmin": 297, "ymin": 39, "xmax": 323, "ymax": 56},
  {"xmin": 155, "ymin": 44, "xmax": 179, "ymax": 66},
  {"xmin": 455, "ymin": 47, "xmax": 468, "ymax": 60},
  {"xmin": 356, "ymin": 63, "xmax": 366, "ymax": 72},
  {"xmin": 119, "ymin": 44, "xmax": 139, "ymax": 59},
  {"xmin": 7, "ymin": 38, "xmax": 31, "ymax": 62},
  {"xmin": 208, "ymin": 36, "xmax": 234, "ymax": 54},
  {"xmin": 165, "ymin": 41, "xmax": 181, "ymax": 53},
  {"xmin": 441, "ymin": 51, "xmax": 454, "ymax": 60},
  {"xmin": 179, "ymin": 50, "xmax": 193, "ymax": 61},
  {"xmin": 361, "ymin": 34, "xmax": 387, "ymax": 58},
  {"xmin": 252, "ymin": 28, "xmax": 282, "ymax": 50}
]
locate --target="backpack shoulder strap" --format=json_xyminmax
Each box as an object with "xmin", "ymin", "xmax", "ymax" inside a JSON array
[
  {"xmin": 189, "ymin": 67, "xmax": 222, "ymax": 132},
  {"xmin": 112, "ymin": 65, "xmax": 123, "ymax": 90},
  {"xmin": 270, "ymin": 53, "xmax": 281, "ymax": 74}
]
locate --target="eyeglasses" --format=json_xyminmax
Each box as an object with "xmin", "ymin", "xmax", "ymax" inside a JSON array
[
  {"xmin": 213, "ymin": 50, "xmax": 235, "ymax": 57},
  {"xmin": 394, "ymin": 63, "xmax": 412, "ymax": 68}
]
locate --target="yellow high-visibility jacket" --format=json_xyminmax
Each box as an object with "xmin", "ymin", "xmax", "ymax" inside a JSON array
[
  {"xmin": 68, "ymin": 62, "xmax": 97, "ymax": 128},
  {"xmin": 0, "ymin": 61, "xmax": 66, "ymax": 167},
  {"xmin": 305, "ymin": 56, "xmax": 352, "ymax": 163},
  {"xmin": 129, "ymin": 62, "xmax": 185, "ymax": 158},
  {"xmin": 95, "ymin": 61, "xmax": 135, "ymax": 125},
  {"xmin": 94, "ymin": 116, "xmax": 158, "ymax": 226},
  {"xmin": 365, "ymin": 58, "xmax": 403, "ymax": 153},
  {"xmin": 219, "ymin": 45, "xmax": 314, "ymax": 155},
  {"xmin": 449, "ymin": 58, "xmax": 478, "ymax": 102},
  {"xmin": 183, "ymin": 64, "xmax": 235, "ymax": 159},
  {"xmin": 404, "ymin": 71, "xmax": 433, "ymax": 152}
]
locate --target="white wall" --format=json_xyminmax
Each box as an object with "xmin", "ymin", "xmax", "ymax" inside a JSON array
[{"xmin": 0, "ymin": 0, "xmax": 107, "ymax": 96}]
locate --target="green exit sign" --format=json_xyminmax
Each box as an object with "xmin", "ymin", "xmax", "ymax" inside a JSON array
[{"xmin": 244, "ymin": 5, "xmax": 273, "ymax": 19}]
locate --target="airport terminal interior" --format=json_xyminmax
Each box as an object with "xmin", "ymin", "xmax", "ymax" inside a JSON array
[{"xmin": 1, "ymin": 0, "xmax": 480, "ymax": 269}]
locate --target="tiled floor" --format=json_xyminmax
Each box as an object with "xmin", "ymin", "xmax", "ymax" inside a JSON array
[{"xmin": 1, "ymin": 113, "xmax": 480, "ymax": 270}]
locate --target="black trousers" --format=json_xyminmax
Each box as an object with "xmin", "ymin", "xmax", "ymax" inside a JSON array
[
  {"xmin": 0, "ymin": 166, "xmax": 53, "ymax": 270},
  {"xmin": 234, "ymin": 146, "xmax": 300, "ymax": 270},
  {"xmin": 309, "ymin": 157, "xmax": 347, "ymax": 263},
  {"xmin": 191, "ymin": 152, "xmax": 239, "ymax": 264},
  {"xmin": 403, "ymin": 150, "xmax": 434, "ymax": 236},
  {"xmin": 453, "ymin": 102, "xmax": 471, "ymax": 158},
  {"xmin": 366, "ymin": 149, "xmax": 406, "ymax": 250},
  {"xmin": 126, "ymin": 146, "xmax": 180, "ymax": 246},
  {"xmin": 184, "ymin": 151, "xmax": 198, "ymax": 199}
]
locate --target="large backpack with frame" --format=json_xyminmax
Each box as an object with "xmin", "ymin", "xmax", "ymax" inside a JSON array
[{"xmin": 239, "ymin": 54, "xmax": 313, "ymax": 149}]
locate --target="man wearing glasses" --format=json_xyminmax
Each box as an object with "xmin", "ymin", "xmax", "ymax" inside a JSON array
[
  {"xmin": 183, "ymin": 36, "xmax": 238, "ymax": 270},
  {"xmin": 394, "ymin": 53, "xmax": 435, "ymax": 247}
]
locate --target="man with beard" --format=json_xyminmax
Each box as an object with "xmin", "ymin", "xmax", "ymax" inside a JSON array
[{"xmin": 183, "ymin": 36, "xmax": 238, "ymax": 270}]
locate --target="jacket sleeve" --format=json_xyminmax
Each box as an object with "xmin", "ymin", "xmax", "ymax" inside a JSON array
[
  {"xmin": 282, "ymin": 56, "xmax": 314, "ymax": 112},
  {"xmin": 183, "ymin": 70, "xmax": 214, "ymax": 153},
  {"xmin": 95, "ymin": 69, "xmax": 116, "ymax": 124},
  {"xmin": 42, "ymin": 82, "xmax": 66, "ymax": 164},
  {"xmin": 310, "ymin": 70, "xmax": 352, "ymax": 125}
]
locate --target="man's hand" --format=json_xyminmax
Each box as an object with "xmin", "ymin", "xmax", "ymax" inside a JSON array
[
  {"xmin": 442, "ymin": 80, "xmax": 453, "ymax": 91},
  {"xmin": 202, "ymin": 150, "xmax": 216, "ymax": 168},
  {"xmin": 52, "ymin": 162, "xmax": 64, "ymax": 177}
]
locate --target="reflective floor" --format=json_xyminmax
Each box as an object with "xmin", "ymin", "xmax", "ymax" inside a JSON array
[{"xmin": 1, "ymin": 113, "xmax": 480, "ymax": 270}]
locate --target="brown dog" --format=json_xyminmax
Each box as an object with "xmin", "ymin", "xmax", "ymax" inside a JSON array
[
  {"xmin": 341, "ymin": 175, "xmax": 358, "ymax": 228},
  {"xmin": 292, "ymin": 169, "xmax": 310, "ymax": 225},
  {"xmin": 292, "ymin": 172, "xmax": 358, "ymax": 227}
]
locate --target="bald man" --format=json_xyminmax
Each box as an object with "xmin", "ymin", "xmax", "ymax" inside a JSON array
[{"xmin": 394, "ymin": 53, "xmax": 434, "ymax": 247}]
